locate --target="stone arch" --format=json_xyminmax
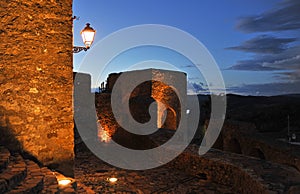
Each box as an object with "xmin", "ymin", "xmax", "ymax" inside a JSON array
[
  {"xmin": 153, "ymin": 81, "xmax": 181, "ymax": 131},
  {"xmin": 160, "ymin": 107, "xmax": 177, "ymax": 130},
  {"xmin": 227, "ymin": 138, "xmax": 242, "ymax": 154},
  {"xmin": 249, "ymin": 148, "xmax": 266, "ymax": 160}
]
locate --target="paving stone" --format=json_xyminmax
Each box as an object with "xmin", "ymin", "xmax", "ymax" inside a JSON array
[
  {"xmin": 0, "ymin": 178, "xmax": 8, "ymax": 193},
  {"xmin": 0, "ymin": 146, "xmax": 96, "ymax": 193},
  {"xmin": 61, "ymin": 187, "xmax": 76, "ymax": 193},
  {"xmin": 74, "ymin": 143, "xmax": 300, "ymax": 194},
  {"xmin": 0, "ymin": 154, "xmax": 26, "ymax": 192},
  {"xmin": 7, "ymin": 159, "xmax": 43, "ymax": 194},
  {"xmin": 0, "ymin": 146, "xmax": 10, "ymax": 173},
  {"xmin": 2, "ymin": 141, "xmax": 300, "ymax": 193}
]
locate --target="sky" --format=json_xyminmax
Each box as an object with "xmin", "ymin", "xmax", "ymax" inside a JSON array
[{"xmin": 73, "ymin": 0, "xmax": 300, "ymax": 96}]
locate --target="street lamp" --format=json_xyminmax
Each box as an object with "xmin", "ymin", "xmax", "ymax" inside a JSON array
[{"xmin": 73, "ymin": 23, "xmax": 96, "ymax": 53}]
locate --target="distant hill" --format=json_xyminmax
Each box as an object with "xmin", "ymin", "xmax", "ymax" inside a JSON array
[
  {"xmin": 229, "ymin": 94, "xmax": 300, "ymax": 132},
  {"xmin": 194, "ymin": 94, "xmax": 300, "ymax": 133}
]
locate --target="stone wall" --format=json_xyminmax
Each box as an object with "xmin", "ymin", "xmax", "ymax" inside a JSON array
[
  {"xmin": 74, "ymin": 72, "xmax": 98, "ymax": 144},
  {"xmin": 213, "ymin": 120, "xmax": 300, "ymax": 172},
  {"xmin": 105, "ymin": 73, "xmax": 121, "ymax": 93},
  {"xmin": 0, "ymin": 0, "xmax": 74, "ymax": 176},
  {"xmin": 96, "ymin": 69, "xmax": 186, "ymax": 135},
  {"xmin": 96, "ymin": 69, "xmax": 187, "ymax": 148},
  {"xmin": 171, "ymin": 146, "xmax": 300, "ymax": 193}
]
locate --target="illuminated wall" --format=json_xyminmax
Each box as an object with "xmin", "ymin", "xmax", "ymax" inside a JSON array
[
  {"xmin": 0, "ymin": 0, "xmax": 74, "ymax": 176},
  {"xmin": 97, "ymin": 69, "xmax": 187, "ymax": 144}
]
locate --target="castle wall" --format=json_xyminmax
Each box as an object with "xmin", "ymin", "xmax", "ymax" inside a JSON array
[
  {"xmin": 96, "ymin": 69, "xmax": 187, "ymax": 147},
  {"xmin": 0, "ymin": 0, "xmax": 74, "ymax": 176}
]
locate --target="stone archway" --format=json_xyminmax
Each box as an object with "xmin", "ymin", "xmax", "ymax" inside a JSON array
[{"xmin": 160, "ymin": 107, "xmax": 177, "ymax": 130}]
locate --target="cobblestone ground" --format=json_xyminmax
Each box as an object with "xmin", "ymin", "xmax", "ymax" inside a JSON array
[{"xmin": 74, "ymin": 143, "xmax": 232, "ymax": 194}]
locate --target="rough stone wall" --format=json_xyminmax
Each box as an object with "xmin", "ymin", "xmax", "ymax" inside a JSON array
[
  {"xmin": 95, "ymin": 92, "xmax": 157, "ymax": 150},
  {"xmin": 96, "ymin": 69, "xmax": 187, "ymax": 148},
  {"xmin": 97, "ymin": 69, "xmax": 186, "ymax": 135},
  {"xmin": 0, "ymin": 0, "xmax": 74, "ymax": 176},
  {"xmin": 171, "ymin": 146, "xmax": 300, "ymax": 193},
  {"xmin": 215, "ymin": 120, "xmax": 300, "ymax": 172},
  {"xmin": 95, "ymin": 93, "xmax": 118, "ymax": 137},
  {"xmin": 106, "ymin": 73, "xmax": 121, "ymax": 93},
  {"xmin": 151, "ymin": 69, "xmax": 185, "ymax": 130}
]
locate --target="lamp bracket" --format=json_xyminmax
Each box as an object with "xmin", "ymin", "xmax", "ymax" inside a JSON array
[
  {"xmin": 73, "ymin": 46, "xmax": 88, "ymax": 53},
  {"xmin": 72, "ymin": 16, "xmax": 80, "ymax": 21}
]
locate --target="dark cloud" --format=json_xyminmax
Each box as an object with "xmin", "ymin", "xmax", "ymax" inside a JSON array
[
  {"xmin": 236, "ymin": 0, "xmax": 300, "ymax": 32},
  {"xmin": 226, "ymin": 35, "xmax": 296, "ymax": 54},
  {"xmin": 228, "ymin": 81, "xmax": 300, "ymax": 96},
  {"xmin": 226, "ymin": 60, "xmax": 279, "ymax": 71},
  {"xmin": 274, "ymin": 71, "xmax": 300, "ymax": 82},
  {"xmin": 260, "ymin": 46, "xmax": 300, "ymax": 70},
  {"xmin": 180, "ymin": 64, "xmax": 195, "ymax": 68},
  {"xmin": 187, "ymin": 81, "xmax": 206, "ymax": 94},
  {"xmin": 188, "ymin": 77, "xmax": 201, "ymax": 80},
  {"xmin": 227, "ymin": 0, "xmax": 300, "ymax": 95},
  {"xmin": 227, "ymin": 46, "xmax": 300, "ymax": 75},
  {"xmin": 180, "ymin": 64, "xmax": 202, "ymax": 68}
]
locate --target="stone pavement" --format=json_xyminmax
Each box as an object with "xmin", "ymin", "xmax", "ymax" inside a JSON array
[
  {"xmin": 74, "ymin": 146, "xmax": 233, "ymax": 194},
  {"xmin": 74, "ymin": 138, "xmax": 300, "ymax": 194},
  {"xmin": 1, "ymin": 136, "xmax": 300, "ymax": 193},
  {"xmin": 0, "ymin": 146, "xmax": 91, "ymax": 193}
]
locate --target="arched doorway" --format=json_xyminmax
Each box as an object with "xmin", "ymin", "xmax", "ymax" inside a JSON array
[{"xmin": 160, "ymin": 107, "xmax": 177, "ymax": 130}]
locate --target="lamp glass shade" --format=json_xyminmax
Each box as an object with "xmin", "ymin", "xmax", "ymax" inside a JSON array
[{"xmin": 80, "ymin": 23, "xmax": 96, "ymax": 48}]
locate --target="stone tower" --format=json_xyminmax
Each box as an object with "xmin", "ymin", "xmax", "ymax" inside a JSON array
[{"xmin": 0, "ymin": 0, "xmax": 74, "ymax": 176}]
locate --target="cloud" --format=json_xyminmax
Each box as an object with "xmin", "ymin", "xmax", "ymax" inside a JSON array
[
  {"xmin": 226, "ymin": 60, "xmax": 279, "ymax": 71},
  {"xmin": 227, "ymin": 46, "xmax": 300, "ymax": 76},
  {"xmin": 180, "ymin": 64, "xmax": 195, "ymax": 68},
  {"xmin": 187, "ymin": 81, "xmax": 206, "ymax": 94},
  {"xmin": 228, "ymin": 81, "xmax": 300, "ymax": 96},
  {"xmin": 180, "ymin": 64, "xmax": 202, "ymax": 68},
  {"xmin": 236, "ymin": 0, "xmax": 300, "ymax": 32},
  {"xmin": 259, "ymin": 46, "xmax": 300, "ymax": 70},
  {"xmin": 226, "ymin": 0, "xmax": 300, "ymax": 95},
  {"xmin": 226, "ymin": 35, "xmax": 296, "ymax": 54},
  {"xmin": 274, "ymin": 70, "xmax": 300, "ymax": 82},
  {"xmin": 188, "ymin": 77, "xmax": 201, "ymax": 80}
]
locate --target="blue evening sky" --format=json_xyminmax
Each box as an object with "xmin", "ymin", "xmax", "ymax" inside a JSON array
[{"xmin": 73, "ymin": 0, "xmax": 300, "ymax": 96}]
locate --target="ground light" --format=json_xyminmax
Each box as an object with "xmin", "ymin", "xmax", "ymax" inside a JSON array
[
  {"xmin": 58, "ymin": 179, "xmax": 72, "ymax": 186},
  {"xmin": 108, "ymin": 177, "xmax": 118, "ymax": 183}
]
